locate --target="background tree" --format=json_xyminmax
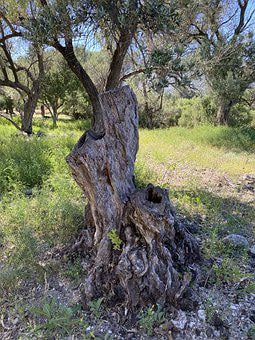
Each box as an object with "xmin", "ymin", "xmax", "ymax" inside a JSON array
[
  {"xmin": 40, "ymin": 53, "xmax": 84, "ymax": 127},
  {"xmin": 41, "ymin": 49, "xmax": 108, "ymax": 124},
  {"xmin": 184, "ymin": 0, "xmax": 255, "ymax": 125},
  {"xmin": 0, "ymin": 12, "xmax": 44, "ymax": 133},
  {"xmin": 122, "ymin": 21, "xmax": 197, "ymax": 128},
  {"xmin": 0, "ymin": 91, "xmax": 14, "ymax": 116}
]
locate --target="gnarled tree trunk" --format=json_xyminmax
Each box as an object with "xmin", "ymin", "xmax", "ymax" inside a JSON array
[{"xmin": 67, "ymin": 86, "xmax": 199, "ymax": 309}]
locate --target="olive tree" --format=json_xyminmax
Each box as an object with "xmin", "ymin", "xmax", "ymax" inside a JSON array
[
  {"xmin": 184, "ymin": 0, "xmax": 255, "ymax": 124},
  {"xmin": 0, "ymin": 13, "xmax": 44, "ymax": 133},
  {"xmin": 40, "ymin": 52, "xmax": 87, "ymax": 127},
  {"xmin": 4, "ymin": 0, "xmax": 199, "ymax": 309}
]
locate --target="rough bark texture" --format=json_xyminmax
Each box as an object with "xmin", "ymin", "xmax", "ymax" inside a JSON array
[
  {"xmin": 21, "ymin": 83, "xmax": 40, "ymax": 134},
  {"xmin": 52, "ymin": 106, "xmax": 58, "ymax": 129},
  {"xmin": 216, "ymin": 99, "xmax": 233, "ymax": 125},
  {"xmin": 21, "ymin": 100, "xmax": 35, "ymax": 134},
  {"xmin": 67, "ymin": 86, "xmax": 199, "ymax": 309}
]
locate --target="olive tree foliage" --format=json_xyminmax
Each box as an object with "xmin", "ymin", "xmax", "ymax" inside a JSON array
[
  {"xmin": 182, "ymin": 0, "xmax": 255, "ymax": 125},
  {"xmin": 119, "ymin": 14, "xmax": 197, "ymax": 128},
  {"xmin": 40, "ymin": 51, "xmax": 90, "ymax": 126},
  {"xmin": 1, "ymin": 0, "xmax": 182, "ymax": 131},
  {"xmin": 0, "ymin": 89, "xmax": 14, "ymax": 116}
]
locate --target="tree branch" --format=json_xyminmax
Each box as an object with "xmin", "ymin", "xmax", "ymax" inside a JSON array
[
  {"xmin": 0, "ymin": 31, "xmax": 22, "ymax": 44},
  {"xmin": 106, "ymin": 25, "xmax": 137, "ymax": 90},
  {"xmin": 0, "ymin": 78, "xmax": 30, "ymax": 95},
  {"xmin": 234, "ymin": 0, "xmax": 249, "ymax": 35},
  {"xmin": 0, "ymin": 112, "xmax": 21, "ymax": 131},
  {"xmin": 120, "ymin": 68, "xmax": 147, "ymax": 82}
]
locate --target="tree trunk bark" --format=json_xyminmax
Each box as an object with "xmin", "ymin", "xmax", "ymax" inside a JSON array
[
  {"xmin": 41, "ymin": 104, "xmax": 45, "ymax": 117},
  {"xmin": 216, "ymin": 99, "xmax": 232, "ymax": 125},
  {"xmin": 52, "ymin": 106, "xmax": 58, "ymax": 129},
  {"xmin": 9, "ymin": 105, "xmax": 14, "ymax": 118},
  {"xmin": 21, "ymin": 85, "xmax": 40, "ymax": 134},
  {"xmin": 67, "ymin": 86, "xmax": 199, "ymax": 309},
  {"xmin": 105, "ymin": 28, "xmax": 136, "ymax": 91},
  {"xmin": 22, "ymin": 96, "xmax": 37, "ymax": 134},
  {"xmin": 142, "ymin": 81, "xmax": 153, "ymax": 129}
]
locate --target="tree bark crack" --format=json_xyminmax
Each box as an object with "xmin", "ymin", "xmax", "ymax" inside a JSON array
[{"xmin": 67, "ymin": 86, "xmax": 199, "ymax": 309}]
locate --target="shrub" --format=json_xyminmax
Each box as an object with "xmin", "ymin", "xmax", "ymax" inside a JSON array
[
  {"xmin": 138, "ymin": 305, "xmax": 165, "ymax": 336},
  {"xmin": 177, "ymin": 96, "xmax": 216, "ymax": 127},
  {"xmin": 63, "ymin": 90, "xmax": 92, "ymax": 120},
  {"xmin": 228, "ymin": 103, "xmax": 253, "ymax": 127},
  {"xmin": 137, "ymin": 94, "xmax": 254, "ymax": 129},
  {"xmin": 0, "ymin": 134, "xmax": 52, "ymax": 194}
]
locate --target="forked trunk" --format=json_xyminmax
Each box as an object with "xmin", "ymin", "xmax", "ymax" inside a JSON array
[
  {"xmin": 216, "ymin": 99, "xmax": 232, "ymax": 125},
  {"xmin": 67, "ymin": 86, "xmax": 199, "ymax": 309}
]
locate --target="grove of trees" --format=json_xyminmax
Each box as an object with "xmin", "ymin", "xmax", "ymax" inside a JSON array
[{"xmin": 0, "ymin": 0, "xmax": 254, "ymax": 310}]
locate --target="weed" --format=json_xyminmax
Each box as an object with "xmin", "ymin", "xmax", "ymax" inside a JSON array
[
  {"xmin": 138, "ymin": 304, "xmax": 165, "ymax": 336},
  {"xmin": 88, "ymin": 298, "xmax": 104, "ymax": 319},
  {"xmin": 64, "ymin": 257, "xmax": 85, "ymax": 284},
  {"xmin": 29, "ymin": 297, "xmax": 87, "ymax": 336},
  {"xmin": 247, "ymin": 325, "xmax": 255, "ymax": 340},
  {"xmin": 204, "ymin": 298, "xmax": 218, "ymax": 323},
  {"xmin": 108, "ymin": 229, "xmax": 122, "ymax": 250},
  {"xmin": 209, "ymin": 258, "xmax": 246, "ymax": 286}
]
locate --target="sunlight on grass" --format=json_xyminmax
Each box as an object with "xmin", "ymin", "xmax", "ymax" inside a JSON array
[
  {"xmin": 0, "ymin": 118, "xmax": 254, "ymax": 295},
  {"xmin": 139, "ymin": 125, "xmax": 255, "ymax": 176}
]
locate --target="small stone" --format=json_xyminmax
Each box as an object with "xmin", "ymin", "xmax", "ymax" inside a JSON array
[
  {"xmin": 222, "ymin": 234, "xmax": 249, "ymax": 248},
  {"xmin": 206, "ymin": 327, "xmax": 214, "ymax": 338},
  {"xmin": 13, "ymin": 318, "xmax": 19, "ymax": 325},
  {"xmin": 230, "ymin": 304, "xmax": 239, "ymax": 311},
  {"xmin": 213, "ymin": 330, "xmax": 220, "ymax": 337},
  {"xmin": 25, "ymin": 188, "xmax": 33, "ymax": 196},
  {"xmin": 161, "ymin": 321, "xmax": 172, "ymax": 331},
  {"xmin": 189, "ymin": 321, "xmax": 196, "ymax": 328},
  {"xmin": 197, "ymin": 309, "xmax": 206, "ymax": 322},
  {"xmin": 168, "ymin": 331, "xmax": 173, "ymax": 340},
  {"xmin": 171, "ymin": 310, "xmax": 187, "ymax": 331}
]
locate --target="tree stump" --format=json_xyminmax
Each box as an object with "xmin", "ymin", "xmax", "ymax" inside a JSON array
[{"xmin": 67, "ymin": 86, "xmax": 199, "ymax": 308}]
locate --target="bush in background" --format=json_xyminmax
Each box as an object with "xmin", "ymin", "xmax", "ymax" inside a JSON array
[{"xmin": 138, "ymin": 94, "xmax": 254, "ymax": 129}]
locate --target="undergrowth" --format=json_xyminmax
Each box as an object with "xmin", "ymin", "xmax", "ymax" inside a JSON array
[{"xmin": 0, "ymin": 116, "xmax": 254, "ymax": 337}]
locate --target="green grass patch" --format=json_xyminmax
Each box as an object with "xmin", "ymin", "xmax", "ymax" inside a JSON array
[{"xmin": 0, "ymin": 117, "xmax": 254, "ymax": 300}]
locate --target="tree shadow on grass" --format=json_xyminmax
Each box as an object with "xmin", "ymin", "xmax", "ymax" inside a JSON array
[
  {"xmin": 203, "ymin": 126, "xmax": 255, "ymax": 153},
  {"xmin": 170, "ymin": 186, "xmax": 255, "ymax": 240}
]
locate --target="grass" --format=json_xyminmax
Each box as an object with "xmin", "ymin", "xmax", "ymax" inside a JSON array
[
  {"xmin": 0, "ymin": 115, "xmax": 254, "ymax": 337},
  {"xmin": 139, "ymin": 125, "xmax": 255, "ymax": 176},
  {"xmin": 29, "ymin": 297, "xmax": 87, "ymax": 337}
]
